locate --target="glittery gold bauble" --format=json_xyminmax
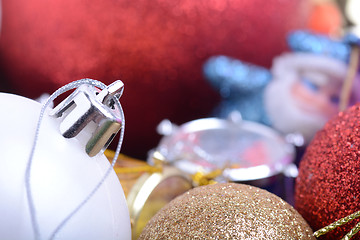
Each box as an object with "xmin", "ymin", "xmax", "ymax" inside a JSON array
[{"xmin": 140, "ymin": 183, "xmax": 315, "ymax": 239}]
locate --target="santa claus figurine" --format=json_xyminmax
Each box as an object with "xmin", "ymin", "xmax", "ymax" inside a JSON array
[{"xmin": 204, "ymin": 30, "xmax": 360, "ymax": 144}]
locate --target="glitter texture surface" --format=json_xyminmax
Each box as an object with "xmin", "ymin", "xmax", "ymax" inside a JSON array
[
  {"xmin": 295, "ymin": 104, "xmax": 360, "ymax": 240},
  {"xmin": 140, "ymin": 183, "xmax": 314, "ymax": 239},
  {"xmin": 0, "ymin": 0, "xmax": 310, "ymax": 158}
]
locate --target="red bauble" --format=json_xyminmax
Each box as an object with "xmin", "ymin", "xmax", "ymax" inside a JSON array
[
  {"xmin": 0, "ymin": 0, "xmax": 310, "ymax": 158},
  {"xmin": 295, "ymin": 104, "xmax": 360, "ymax": 240}
]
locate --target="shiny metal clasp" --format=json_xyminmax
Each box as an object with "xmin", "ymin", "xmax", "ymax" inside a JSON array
[{"xmin": 50, "ymin": 80, "xmax": 124, "ymax": 157}]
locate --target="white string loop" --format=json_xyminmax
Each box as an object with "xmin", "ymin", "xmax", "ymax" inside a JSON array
[{"xmin": 25, "ymin": 78, "xmax": 125, "ymax": 240}]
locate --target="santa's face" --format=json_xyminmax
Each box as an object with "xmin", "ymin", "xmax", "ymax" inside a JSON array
[
  {"xmin": 265, "ymin": 53, "xmax": 348, "ymax": 143},
  {"xmin": 291, "ymin": 68, "xmax": 342, "ymax": 119}
]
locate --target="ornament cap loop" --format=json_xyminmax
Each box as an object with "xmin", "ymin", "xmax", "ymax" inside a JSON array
[{"xmin": 50, "ymin": 80, "xmax": 124, "ymax": 157}]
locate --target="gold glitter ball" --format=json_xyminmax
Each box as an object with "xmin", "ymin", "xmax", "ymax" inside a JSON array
[{"xmin": 139, "ymin": 183, "xmax": 315, "ymax": 239}]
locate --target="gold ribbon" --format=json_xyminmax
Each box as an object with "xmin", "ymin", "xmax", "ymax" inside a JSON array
[
  {"xmin": 191, "ymin": 169, "xmax": 223, "ymax": 186},
  {"xmin": 105, "ymin": 149, "xmax": 223, "ymax": 186},
  {"xmin": 314, "ymin": 210, "xmax": 360, "ymax": 239},
  {"xmin": 104, "ymin": 150, "xmax": 162, "ymax": 174},
  {"xmin": 114, "ymin": 165, "xmax": 162, "ymax": 174}
]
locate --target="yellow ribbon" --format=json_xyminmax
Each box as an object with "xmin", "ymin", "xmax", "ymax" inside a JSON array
[
  {"xmin": 104, "ymin": 150, "xmax": 162, "ymax": 174},
  {"xmin": 105, "ymin": 149, "xmax": 224, "ymax": 186},
  {"xmin": 191, "ymin": 169, "xmax": 223, "ymax": 186}
]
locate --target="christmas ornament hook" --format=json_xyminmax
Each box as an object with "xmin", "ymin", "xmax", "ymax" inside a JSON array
[{"xmin": 50, "ymin": 80, "xmax": 124, "ymax": 157}]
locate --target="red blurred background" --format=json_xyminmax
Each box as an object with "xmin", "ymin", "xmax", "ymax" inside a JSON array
[{"xmin": 0, "ymin": 0, "xmax": 315, "ymax": 159}]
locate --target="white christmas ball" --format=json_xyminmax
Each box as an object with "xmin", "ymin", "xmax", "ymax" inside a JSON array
[{"xmin": 0, "ymin": 93, "xmax": 131, "ymax": 239}]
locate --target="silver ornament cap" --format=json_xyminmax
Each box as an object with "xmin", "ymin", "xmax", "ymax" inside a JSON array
[{"xmin": 50, "ymin": 80, "xmax": 124, "ymax": 157}]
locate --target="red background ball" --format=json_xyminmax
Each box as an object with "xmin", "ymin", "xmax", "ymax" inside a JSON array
[
  {"xmin": 295, "ymin": 104, "xmax": 360, "ymax": 240},
  {"xmin": 0, "ymin": 0, "xmax": 310, "ymax": 159},
  {"xmin": 307, "ymin": 2, "xmax": 342, "ymax": 36}
]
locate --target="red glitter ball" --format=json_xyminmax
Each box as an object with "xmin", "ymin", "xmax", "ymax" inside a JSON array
[
  {"xmin": 295, "ymin": 104, "xmax": 360, "ymax": 240},
  {"xmin": 0, "ymin": 0, "xmax": 310, "ymax": 158}
]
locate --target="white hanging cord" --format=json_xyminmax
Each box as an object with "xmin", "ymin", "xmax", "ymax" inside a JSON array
[{"xmin": 25, "ymin": 78, "xmax": 125, "ymax": 240}]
